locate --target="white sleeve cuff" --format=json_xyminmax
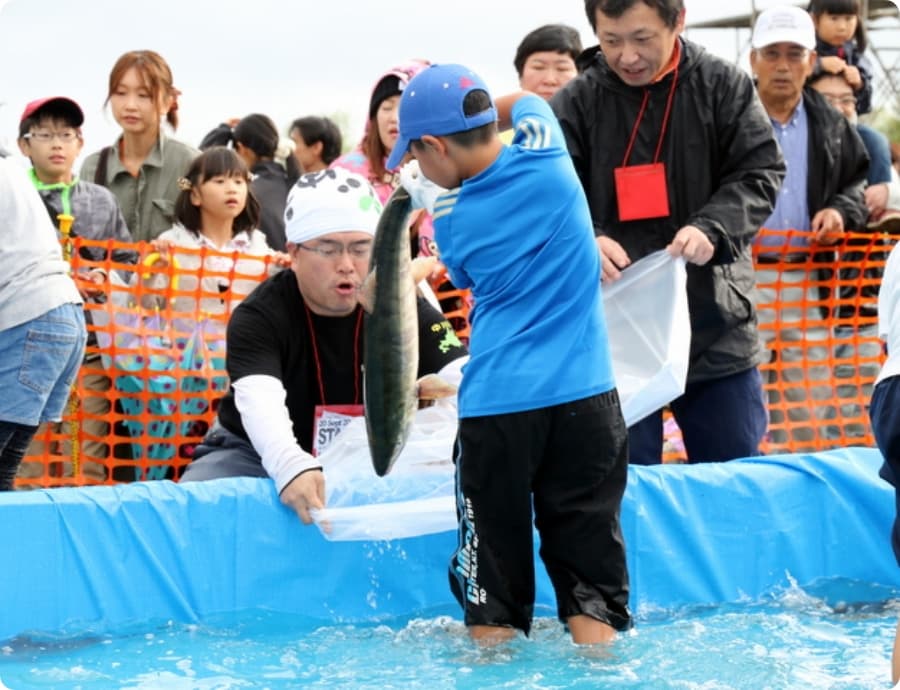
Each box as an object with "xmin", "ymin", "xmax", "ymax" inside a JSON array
[
  {"xmin": 436, "ymin": 355, "xmax": 467, "ymax": 389},
  {"xmin": 233, "ymin": 374, "xmax": 320, "ymax": 493}
]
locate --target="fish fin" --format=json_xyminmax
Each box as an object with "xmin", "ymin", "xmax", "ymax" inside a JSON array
[
  {"xmin": 416, "ymin": 373, "xmax": 458, "ymax": 400},
  {"xmin": 358, "ymin": 271, "xmax": 376, "ymax": 313}
]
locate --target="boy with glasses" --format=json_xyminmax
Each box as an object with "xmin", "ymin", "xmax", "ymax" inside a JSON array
[
  {"xmin": 180, "ymin": 169, "xmax": 467, "ymax": 523},
  {"xmin": 18, "ymin": 97, "xmax": 134, "ymax": 273},
  {"xmin": 17, "ymin": 96, "xmax": 136, "ymax": 480}
]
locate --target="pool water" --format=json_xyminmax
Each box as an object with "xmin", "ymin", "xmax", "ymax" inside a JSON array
[{"xmin": 1, "ymin": 579, "xmax": 896, "ymax": 690}]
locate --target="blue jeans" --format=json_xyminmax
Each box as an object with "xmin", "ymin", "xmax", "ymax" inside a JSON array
[
  {"xmin": 0, "ymin": 303, "xmax": 86, "ymax": 426},
  {"xmin": 628, "ymin": 367, "xmax": 767, "ymax": 465}
]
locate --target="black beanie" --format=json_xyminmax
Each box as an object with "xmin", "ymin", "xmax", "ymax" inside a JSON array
[{"xmin": 368, "ymin": 75, "xmax": 402, "ymax": 120}]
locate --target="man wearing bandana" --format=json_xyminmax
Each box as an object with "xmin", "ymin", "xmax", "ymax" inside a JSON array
[{"xmin": 180, "ymin": 169, "xmax": 466, "ymax": 522}]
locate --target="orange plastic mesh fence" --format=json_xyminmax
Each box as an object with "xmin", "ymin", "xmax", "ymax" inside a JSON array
[
  {"xmin": 15, "ymin": 230, "xmax": 895, "ymax": 486},
  {"xmin": 18, "ymin": 238, "xmax": 274, "ymax": 487}
]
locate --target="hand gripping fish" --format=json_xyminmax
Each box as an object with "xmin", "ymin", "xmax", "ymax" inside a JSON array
[{"xmin": 360, "ymin": 188, "xmax": 458, "ymax": 476}]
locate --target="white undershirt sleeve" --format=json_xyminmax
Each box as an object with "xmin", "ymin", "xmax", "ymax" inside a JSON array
[
  {"xmin": 436, "ymin": 355, "xmax": 467, "ymax": 389},
  {"xmin": 233, "ymin": 374, "xmax": 320, "ymax": 493}
]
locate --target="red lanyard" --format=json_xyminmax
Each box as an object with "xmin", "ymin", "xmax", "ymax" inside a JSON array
[
  {"xmin": 303, "ymin": 303, "xmax": 363, "ymax": 405},
  {"xmin": 620, "ymin": 65, "xmax": 679, "ymax": 167}
]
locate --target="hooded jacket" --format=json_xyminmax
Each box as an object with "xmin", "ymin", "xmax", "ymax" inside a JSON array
[
  {"xmin": 331, "ymin": 60, "xmax": 439, "ymax": 257},
  {"xmin": 552, "ymin": 39, "xmax": 786, "ymax": 384}
]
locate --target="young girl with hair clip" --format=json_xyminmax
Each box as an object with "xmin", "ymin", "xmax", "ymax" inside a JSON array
[
  {"xmin": 81, "ymin": 50, "xmax": 200, "ymax": 242},
  {"xmin": 143, "ymin": 147, "xmax": 289, "ymax": 319},
  {"xmin": 199, "ymin": 113, "xmax": 300, "ymax": 251},
  {"xmin": 809, "ymin": 0, "xmax": 873, "ymax": 114}
]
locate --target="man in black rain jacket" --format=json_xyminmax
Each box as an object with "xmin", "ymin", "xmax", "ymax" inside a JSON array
[{"xmin": 552, "ymin": 0, "xmax": 786, "ymax": 464}]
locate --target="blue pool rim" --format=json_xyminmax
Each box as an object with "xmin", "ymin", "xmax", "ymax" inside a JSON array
[{"xmin": 1, "ymin": 447, "xmax": 897, "ymax": 641}]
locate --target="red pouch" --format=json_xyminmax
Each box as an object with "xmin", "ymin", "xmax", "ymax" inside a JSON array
[{"xmin": 614, "ymin": 162, "xmax": 670, "ymax": 222}]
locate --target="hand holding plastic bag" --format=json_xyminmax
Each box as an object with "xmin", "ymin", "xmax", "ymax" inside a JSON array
[
  {"xmin": 602, "ymin": 249, "xmax": 690, "ymax": 426},
  {"xmin": 311, "ymin": 403, "xmax": 459, "ymax": 541},
  {"xmin": 398, "ymin": 160, "xmax": 446, "ymax": 214}
]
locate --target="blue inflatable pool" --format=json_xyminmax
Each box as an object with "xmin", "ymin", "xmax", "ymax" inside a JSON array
[{"xmin": 1, "ymin": 448, "xmax": 897, "ymax": 642}]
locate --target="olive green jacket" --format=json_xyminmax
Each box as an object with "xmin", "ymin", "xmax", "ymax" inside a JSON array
[{"xmin": 81, "ymin": 134, "xmax": 198, "ymax": 243}]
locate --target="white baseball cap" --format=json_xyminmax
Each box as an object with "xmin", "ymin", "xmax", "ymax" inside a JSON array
[{"xmin": 751, "ymin": 5, "xmax": 816, "ymax": 50}]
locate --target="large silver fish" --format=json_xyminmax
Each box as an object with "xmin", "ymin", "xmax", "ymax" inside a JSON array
[{"xmin": 363, "ymin": 186, "xmax": 419, "ymax": 477}]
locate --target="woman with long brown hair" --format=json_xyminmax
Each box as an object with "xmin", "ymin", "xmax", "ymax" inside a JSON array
[{"xmin": 81, "ymin": 50, "xmax": 199, "ymax": 242}]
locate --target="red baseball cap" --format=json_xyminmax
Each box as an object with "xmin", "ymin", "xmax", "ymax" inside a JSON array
[{"xmin": 20, "ymin": 97, "xmax": 84, "ymax": 127}]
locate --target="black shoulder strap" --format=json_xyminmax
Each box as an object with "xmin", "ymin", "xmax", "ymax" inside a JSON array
[{"xmin": 94, "ymin": 145, "xmax": 113, "ymax": 186}]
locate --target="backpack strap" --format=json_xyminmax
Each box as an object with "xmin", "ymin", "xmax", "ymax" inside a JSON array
[{"xmin": 94, "ymin": 145, "xmax": 113, "ymax": 186}]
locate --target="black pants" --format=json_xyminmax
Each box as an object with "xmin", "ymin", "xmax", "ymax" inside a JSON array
[
  {"xmin": 0, "ymin": 421, "xmax": 39, "ymax": 491},
  {"xmin": 448, "ymin": 390, "xmax": 632, "ymax": 635},
  {"xmin": 870, "ymin": 375, "xmax": 900, "ymax": 565},
  {"xmin": 628, "ymin": 367, "xmax": 767, "ymax": 464}
]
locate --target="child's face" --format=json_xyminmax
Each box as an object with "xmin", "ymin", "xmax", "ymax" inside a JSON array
[
  {"xmin": 376, "ymin": 95, "xmax": 401, "ymax": 156},
  {"xmin": 18, "ymin": 117, "xmax": 83, "ymax": 184},
  {"xmin": 190, "ymin": 172, "xmax": 248, "ymax": 223},
  {"xmin": 109, "ymin": 67, "xmax": 170, "ymax": 136},
  {"xmin": 411, "ymin": 138, "xmax": 461, "ymax": 190},
  {"xmin": 813, "ymin": 12, "xmax": 858, "ymax": 47}
]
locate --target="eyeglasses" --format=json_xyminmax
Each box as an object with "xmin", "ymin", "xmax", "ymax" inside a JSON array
[
  {"xmin": 757, "ymin": 48, "xmax": 810, "ymax": 63},
  {"xmin": 296, "ymin": 240, "xmax": 373, "ymax": 260},
  {"xmin": 23, "ymin": 130, "xmax": 80, "ymax": 143},
  {"xmin": 822, "ymin": 94, "xmax": 858, "ymax": 107}
]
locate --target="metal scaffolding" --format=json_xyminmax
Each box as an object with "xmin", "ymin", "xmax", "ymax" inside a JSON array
[{"xmin": 686, "ymin": 0, "xmax": 900, "ymax": 111}]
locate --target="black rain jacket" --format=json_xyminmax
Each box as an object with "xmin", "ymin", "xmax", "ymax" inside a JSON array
[{"xmin": 552, "ymin": 39, "xmax": 786, "ymax": 383}]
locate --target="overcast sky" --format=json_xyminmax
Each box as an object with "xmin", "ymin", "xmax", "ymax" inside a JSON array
[{"xmin": 0, "ymin": 0, "xmax": 895, "ymax": 161}]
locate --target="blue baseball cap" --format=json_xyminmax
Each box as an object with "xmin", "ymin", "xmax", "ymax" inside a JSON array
[{"xmin": 385, "ymin": 63, "xmax": 498, "ymax": 170}]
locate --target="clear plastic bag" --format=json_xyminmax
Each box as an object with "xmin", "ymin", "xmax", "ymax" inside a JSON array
[
  {"xmin": 603, "ymin": 250, "xmax": 690, "ymax": 426},
  {"xmin": 313, "ymin": 250, "xmax": 690, "ymax": 541},
  {"xmin": 312, "ymin": 402, "xmax": 458, "ymax": 541}
]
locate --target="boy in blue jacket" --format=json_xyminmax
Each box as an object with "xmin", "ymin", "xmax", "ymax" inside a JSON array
[{"xmin": 387, "ymin": 63, "xmax": 631, "ymax": 644}]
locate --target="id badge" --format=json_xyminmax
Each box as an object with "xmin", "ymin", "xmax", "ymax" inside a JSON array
[
  {"xmin": 614, "ymin": 162, "xmax": 670, "ymax": 222},
  {"xmin": 312, "ymin": 404, "xmax": 364, "ymax": 457}
]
